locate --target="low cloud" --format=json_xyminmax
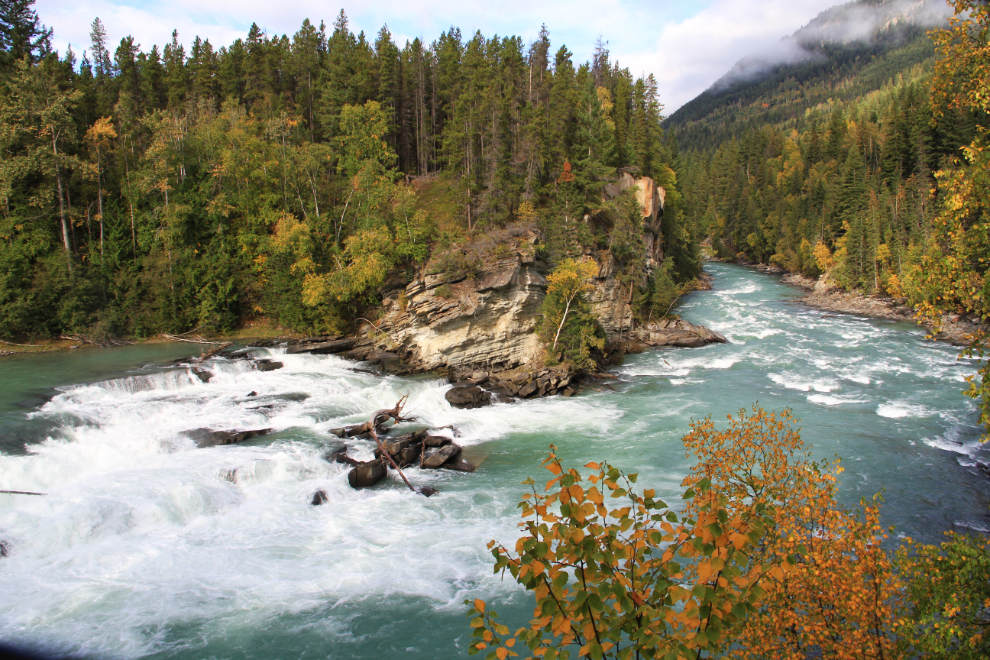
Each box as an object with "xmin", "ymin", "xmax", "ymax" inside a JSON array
[{"xmin": 709, "ymin": 0, "xmax": 953, "ymax": 92}]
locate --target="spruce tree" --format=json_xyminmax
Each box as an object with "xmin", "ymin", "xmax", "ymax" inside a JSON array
[{"xmin": 0, "ymin": 0, "xmax": 50, "ymax": 69}]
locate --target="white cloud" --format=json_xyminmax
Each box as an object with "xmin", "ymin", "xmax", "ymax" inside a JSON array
[
  {"xmin": 37, "ymin": 0, "xmax": 848, "ymax": 112},
  {"xmin": 617, "ymin": 0, "xmax": 839, "ymax": 112}
]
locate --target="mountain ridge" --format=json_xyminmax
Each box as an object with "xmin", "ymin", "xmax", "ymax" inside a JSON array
[{"xmin": 665, "ymin": 0, "xmax": 951, "ymax": 151}]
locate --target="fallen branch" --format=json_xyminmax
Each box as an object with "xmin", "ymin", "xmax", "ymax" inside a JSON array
[
  {"xmin": 332, "ymin": 394, "xmax": 417, "ymax": 438},
  {"xmin": 0, "ymin": 489, "xmax": 45, "ymax": 496},
  {"xmin": 164, "ymin": 334, "xmax": 228, "ymax": 345},
  {"xmin": 192, "ymin": 342, "xmax": 232, "ymax": 364},
  {"xmin": 59, "ymin": 334, "xmax": 133, "ymax": 347},
  {"xmin": 174, "ymin": 322, "xmax": 215, "ymax": 337},
  {"xmin": 0, "ymin": 339, "xmax": 41, "ymax": 347},
  {"xmin": 365, "ymin": 395, "xmax": 418, "ymax": 493}
]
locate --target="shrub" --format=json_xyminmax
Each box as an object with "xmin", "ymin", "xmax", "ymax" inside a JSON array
[{"xmin": 467, "ymin": 406, "xmax": 911, "ymax": 660}]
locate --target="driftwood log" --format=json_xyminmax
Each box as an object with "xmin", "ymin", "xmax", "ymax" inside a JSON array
[
  {"xmin": 330, "ymin": 395, "xmax": 415, "ymax": 438},
  {"xmin": 59, "ymin": 334, "xmax": 133, "ymax": 347},
  {"xmin": 191, "ymin": 342, "xmax": 232, "ymax": 364},
  {"xmin": 365, "ymin": 395, "xmax": 418, "ymax": 493}
]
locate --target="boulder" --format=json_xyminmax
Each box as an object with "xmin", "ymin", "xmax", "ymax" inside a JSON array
[
  {"xmin": 187, "ymin": 428, "xmax": 271, "ymax": 448},
  {"xmin": 398, "ymin": 446, "xmax": 420, "ymax": 467},
  {"xmin": 445, "ymin": 385, "xmax": 492, "ymax": 409},
  {"xmin": 442, "ymin": 458, "xmax": 477, "ymax": 472},
  {"xmin": 422, "ymin": 443, "xmax": 461, "ymax": 469},
  {"xmin": 328, "ymin": 447, "xmax": 361, "ymax": 467},
  {"xmin": 191, "ymin": 368, "xmax": 212, "ymax": 383},
  {"xmin": 286, "ymin": 338, "xmax": 357, "ymax": 355},
  {"xmin": 365, "ymin": 350, "xmax": 405, "ymax": 373},
  {"xmin": 670, "ymin": 335, "xmax": 706, "ymax": 348},
  {"xmin": 517, "ymin": 380, "xmax": 538, "ymax": 398},
  {"xmin": 310, "ymin": 489, "xmax": 328, "ymax": 505},
  {"xmin": 348, "ymin": 460, "xmax": 387, "ymax": 488},
  {"xmin": 255, "ymin": 359, "xmax": 283, "ymax": 372},
  {"xmin": 424, "ymin": 435, "xmax": 451, "ymax": 447}
]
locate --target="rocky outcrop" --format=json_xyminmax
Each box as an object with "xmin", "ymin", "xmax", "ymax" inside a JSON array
[
  {"xmin": 331, "ymin": 424, "xmax": 472, "ymax": 490},
  {"xmin": 591, "ymin": 170, "xmax": 667, "ymax": 338},
  {"xmin": 442, "ymin": 365, "xmax": 579, "ymax": 409},
  {"xmin": 368, "ymin": 228, "xmax": 546, "ymax": 373},
  {"xmin": 631, "ymin": 319, "xmax": 727, "ymax": 348},
  {"xmin": 283, "ymin": 172, "xmax": 718, "ymax": 392},
  {"xmin": 604, "ymin": 168, "xmax": 666, "ymax": 270},
  {"xmin": 286, "ymin": 338, "xmax": 357, "ymax": 355}
]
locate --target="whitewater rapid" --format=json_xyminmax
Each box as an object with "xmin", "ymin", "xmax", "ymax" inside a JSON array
[{"xmin": 0, "ymin": 262, "xmax": 988, "ymax": 659}]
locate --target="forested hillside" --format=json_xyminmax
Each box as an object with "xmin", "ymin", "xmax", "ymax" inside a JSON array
[
  {"xmin": 673, "ymin": 0, "xmax": 990, "ymax": 431},
  {"xmin": 0, "ymin": 1, "xmax": 692, "ymax": 340},
  {"xmin": 665, "ymin": 0, "xmax": 951, "ymax": 151}
]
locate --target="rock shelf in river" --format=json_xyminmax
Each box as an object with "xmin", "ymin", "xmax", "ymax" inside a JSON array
[{"xmin": 783, "ymin": 272, "xmax": 985, "ymax": 345}]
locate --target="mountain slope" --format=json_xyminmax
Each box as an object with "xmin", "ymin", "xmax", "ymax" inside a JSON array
[{"xmin": 665, "ymin": 0, "xmax": 951, "ymax": 151}]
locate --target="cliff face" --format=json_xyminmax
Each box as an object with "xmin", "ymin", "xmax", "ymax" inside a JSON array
[
  {"xmin": 592, "ymin": 170, "xmax": 666, "ymax": 338},
  {"xmin": 374, "ymin": 228, "xmax": 546, "ymax": 372},
  {"xmin": 339, "ymin": 173, "xmax": 720, "ymax": 376}
]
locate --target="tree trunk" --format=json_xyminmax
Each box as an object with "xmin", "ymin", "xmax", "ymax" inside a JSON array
[
  {"xmin": 51, "ymin": 129, "xmax": 71, "ymax": 273},
  {"xmin": 97, "ymin": 149, "xmax": 104, "ymax": 256},
  {"xmin": 552, "ymin": 292, "xmax": 578, "ymax": 350}
]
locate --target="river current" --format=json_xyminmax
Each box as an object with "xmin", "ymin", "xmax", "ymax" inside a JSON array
[{"xmin": 1, "ymin": 262, "xmax": 988, "ymax": 659}]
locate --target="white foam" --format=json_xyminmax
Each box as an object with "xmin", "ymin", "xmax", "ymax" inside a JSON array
[
  {"xmin": 877, "ymin": 403, "xmax": 933, "ymax": 419},
  {"xmin": 716, "ymin": 283, "xmax": 758, "ymax": 296},
  {"xmin": 768, "ymin": 373, "xmax": 837, "ymax": 393},
  {"xmin": 0, "ymin": 350, "xmax": 569, "ymax": 657},
  {"xmin": 808, "ymin": 394, "xmax": 868, "ymax": 406}
]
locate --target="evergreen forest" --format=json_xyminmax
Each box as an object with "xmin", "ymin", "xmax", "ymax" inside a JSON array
[{"xmin": 0, "ymin": 0, "xmax": 692, "ymax": 341}]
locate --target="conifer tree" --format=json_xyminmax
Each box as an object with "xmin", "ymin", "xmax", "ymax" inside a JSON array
[{"xmin": 0, "ymin": 0, "xmax": 50, "ymax": 69}]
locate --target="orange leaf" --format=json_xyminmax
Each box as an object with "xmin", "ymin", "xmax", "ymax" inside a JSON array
[{"xmin": 474, "ymin": 598, "xmax": 485, "ymax": 614}]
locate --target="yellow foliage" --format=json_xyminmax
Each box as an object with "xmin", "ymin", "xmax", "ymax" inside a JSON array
[
  {"xmin": 813, "ymin": 240, "xmax": 834, "ymax": 272},
  {"xmin": 683, "ymin": 407, "xmax": 904, "ymax": 659}
]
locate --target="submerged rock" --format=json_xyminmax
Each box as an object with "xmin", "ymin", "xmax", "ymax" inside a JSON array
[
  {"xmin": 190, "ymin": 368, "xmax": 212, "ymax": 383},
  {"xmin": 423, "ymin": 443, "xmax": 461, "ymax": 469},
  {"xmin": 186, "ymin": 428, "xmax": 272, "ymax": 448},
  {"xmin": 328, "ymin": 447, "xmax": 362, "ymax": 467},
  {"xmin": 442, "ymin": 458, "xmax": 477, "ymax": 473},
  {"xmin": 310, "ymin": 489, "xmax": 328, "ymax": 505},
  {"xmin": 445, "ymin": 385, "xmax": 492, "ymax": 409}
]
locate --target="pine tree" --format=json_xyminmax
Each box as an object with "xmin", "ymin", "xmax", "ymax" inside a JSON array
[
  {"xmin": 0, "ymin": 0, "xmax": 50, "ymax": 69},
  {"xmin": 163, "ymin": 30, "xmax": 187, "ymax": 110}
]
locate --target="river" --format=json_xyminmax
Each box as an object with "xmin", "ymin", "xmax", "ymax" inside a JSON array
[{"xmin": 1, "ymin": 262, "xmax": 988, "ymax": 659}]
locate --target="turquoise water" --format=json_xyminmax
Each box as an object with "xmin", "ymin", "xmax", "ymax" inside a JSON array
[{"xmin": 1, "ymin": 262, "xmax": 988, "ymax": 659}]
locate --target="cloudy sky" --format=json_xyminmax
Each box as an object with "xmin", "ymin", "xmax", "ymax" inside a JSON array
[{"xmin": 36, "ymin": 0, "xmax": 843, "ymax": 112}]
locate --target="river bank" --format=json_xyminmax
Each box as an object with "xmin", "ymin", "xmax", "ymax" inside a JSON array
[{"xmin": 779, "ymin": 271, "xmax": 984, "ymax": 346}]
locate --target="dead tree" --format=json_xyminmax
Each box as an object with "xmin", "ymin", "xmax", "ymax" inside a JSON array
[{"xmin": 364, "ymin": 396, "xmax": 420, "ymax": 493}]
